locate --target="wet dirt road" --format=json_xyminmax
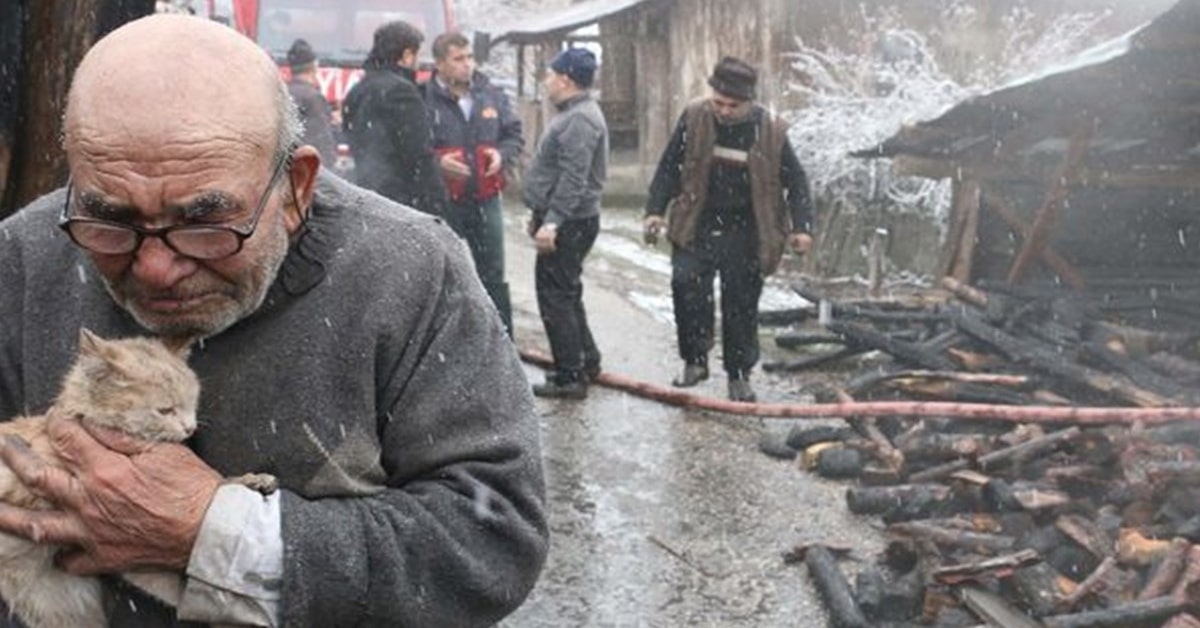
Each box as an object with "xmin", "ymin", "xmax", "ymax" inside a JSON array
[{"xmin": 497, "ymin": 207, "xmax": 884, "ymax": 627}]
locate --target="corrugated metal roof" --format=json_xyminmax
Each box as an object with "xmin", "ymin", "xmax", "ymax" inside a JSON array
[{"xmin": 487, "ymin": 0, "xmax": 657, "ymax": 45}]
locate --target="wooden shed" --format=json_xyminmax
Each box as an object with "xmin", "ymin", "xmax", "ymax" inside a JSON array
[
  {"xmin": 482, "ymin": 0, "xmax": 810, "ymax": 183},
  {"xmin": 854, "ymin": 0, "xmax": 1200, "ymax": 331},
  {"xmin": 482, "ymin": 0, "xmax": 1173, "ymax": 192}
]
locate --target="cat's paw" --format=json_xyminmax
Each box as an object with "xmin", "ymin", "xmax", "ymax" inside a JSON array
[{"xmin": 229, "ymin": 472, "xmax": 278, "ymax": 495}]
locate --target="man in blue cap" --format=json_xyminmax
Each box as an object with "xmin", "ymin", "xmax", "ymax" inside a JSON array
[{"xmin": 523, "ymin": 48, "xmax": 608, "ymax": 399}]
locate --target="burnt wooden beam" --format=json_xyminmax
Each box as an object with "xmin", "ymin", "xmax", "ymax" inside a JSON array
[
  {"xmin": 1041, "ymin": 596, "xmax": 1187, "ymax": 628},
  {"xmin": 827, "ymin": 320, "xmax": 958, "ymax": 371},
  {"xmin": 909, "ymin": 427, "xmax": 1082, "ymax": 483},
  {"xmin": 846, "ymin": 483, "xmax": 955, "ymax": 516},
  {"xmin": 1081, "ymin": 341, "xmax": 1195, "ymax": 404},
  {"xmin": 932, "ymin": 548, "xmax": 1041, "ymax": 585},
  {"xmin": 773, "ymin": 331, "xmax": 847, "ymax": 350},
  {"xmin": 1007, "ymin": 118, "xmax": 1094, "ymax": 285},
  {"xmin": 762, "ymin": 346, "xmax": 863, "ymax": 373},
  {"xmin": 897, "ymin": 431, "xmax": 988, "ymax": 466},
  {"xmin": 952, "ymin": 305, "xmax": 1174, "ymax": 407},
  {"xmin": 1059, "ymin": 556, "xmax": 1119, "ymax": 612},
  {"xmin": 958, "ymin": 584, "xmax": 1043, "ymax": 628},
  {"xmin": 849, "ymin": 370, "xmax": 1032, "ymax": 396},
  {"xmin": 804, "ymin": 545, "xmax": 871, "ymax": 628},
  {"xmin": 942, "ymin": 276, "xmax": 990, "ymax": 308},
  {"xmin": 1056, "ymin": 515, "xmax": 1114, "ymax": 560},
  {"xmin": 837, "ymin": 390, "xmax": 905, "ymax": 474},
  {"xmin": 1138, "ymin": 538, "xmax": 1190, "ymax": 601},
  {"xmin": 1013, "ymin": 561, "xmax": 1071, "ymax": 617},
  {"xmin": 887, "ymin": 520, "xmax": 1014, "ymax": 553}
]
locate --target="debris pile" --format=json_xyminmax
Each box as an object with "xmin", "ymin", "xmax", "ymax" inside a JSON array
[{"xmin": 768, "ymin": 278, "xmax": 1200, "ymax": 627}]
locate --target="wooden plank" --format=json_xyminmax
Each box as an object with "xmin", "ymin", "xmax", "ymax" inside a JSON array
[
  {"xmin": 979, "ymin": 187, "xmax": 1085, "ymax": 290},
  {"xmin": 952, "ymin": 179, "xmax": 982, "ymax": 283},
  {"xmin": 1007, "ymin": 119, "xmax": 1094, "ymax": 284},
  {"xmin": 958, "ymin": 584, "xmax": 1044, "ymax": 628},
  {"xmin": 932, "ymin": 549, "xmax": 1042, "ymax": 585},
  {"xmin": 951, "ymin": 306, "xmax": 1173, "ymax": 407},
  {"xmin": 939, "ymin": 179, "xmax": 973, "ymax": 278}
]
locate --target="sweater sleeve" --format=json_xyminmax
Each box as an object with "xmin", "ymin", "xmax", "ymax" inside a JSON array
[
  {"xmin": 0, "ymin": 212, "xmax": 23, "ymax": 421},
  {"xmin": 781, "ymin": 136, "xmax": 815, "ymax": 233},
  {"xmin": 277, "ymin": 240, "xmax": 547, "ymax": 627},
  {"xmin": 645, "ymin": 114, "xmax": 688, "ymax": 216}
]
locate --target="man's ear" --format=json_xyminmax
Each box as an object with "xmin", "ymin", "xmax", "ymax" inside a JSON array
[{"xmin": 285, "ymin": 145, "xmax": 321, "ymax": 234}]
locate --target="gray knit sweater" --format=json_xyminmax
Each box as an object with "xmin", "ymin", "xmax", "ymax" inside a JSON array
[
  {"xmin": 521, "ymin": 92, "xmax": 608, "ymax": 226},
  {"xmin": 0, "ymin": 173, "xmax": 547, "ymax": 627}
]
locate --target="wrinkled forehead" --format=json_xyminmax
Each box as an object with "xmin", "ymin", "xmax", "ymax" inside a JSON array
[
  {"xmin": 67, "ymin": 74, "xmax": 276, "ymax": 164},
  {"xmin": 64, "ymin": 17, "xmax": 280, "ymax": 169}
]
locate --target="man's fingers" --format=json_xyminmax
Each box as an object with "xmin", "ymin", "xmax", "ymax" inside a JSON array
[
  {"xmin": 74, "ymin": 420, "xmax": 156, "ymax": 456},
  {"xmin": 0, "ymin": 435, "xmax": 85, "ymax": 507},
  {"xmin": 0, "ymin": 502, "xmax": 87, "ymax": 545},
  {"xmin": 55, "ymin": 547, "xmax": 105, "ymax": 575},
  {"xmin": 46, "ymin": 417, "xmax": 145, "ymax": 470}
]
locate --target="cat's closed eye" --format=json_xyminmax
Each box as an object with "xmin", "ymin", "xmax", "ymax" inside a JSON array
[{"xmin": 156, "ymin": 408, "xmax": 176, "ymax": 416}]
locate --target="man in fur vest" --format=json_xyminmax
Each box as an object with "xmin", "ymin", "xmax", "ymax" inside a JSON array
[{"xmin": 643, "ymin": 56, "xmax": 815, "ymax": 403}]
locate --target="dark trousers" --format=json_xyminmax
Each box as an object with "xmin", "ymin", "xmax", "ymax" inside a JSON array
[
  {"xmin": 535, "ymin": 216, "xmax": 601, "ymax": 382},
  {"xmin": 671, "ymin": 227, "xmax": 763, "ymax": 378},
  {"xmin": 444, "ymin": 196, "xmax": 512, "ymax": 334}
]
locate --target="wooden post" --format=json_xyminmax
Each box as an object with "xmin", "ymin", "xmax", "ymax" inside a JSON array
[
  {"xmin": 951, "ymin": 179, "xmax": 981, "ymax": 283},
  {"xmin": 867, "ymin": 227, "xmax": 887, "ymax": 298},
  {"xmin": 1006, "ymin": 119, "xmax": 1094, "ymax": 285},
  {"xmin": 938, "ymin": 179, "xmax": 967, "ymax": 277}
]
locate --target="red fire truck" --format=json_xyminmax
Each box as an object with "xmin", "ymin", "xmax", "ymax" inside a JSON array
[{"xmin": 205, "ymin": 0, "xmax": 455, "ymax": 106}]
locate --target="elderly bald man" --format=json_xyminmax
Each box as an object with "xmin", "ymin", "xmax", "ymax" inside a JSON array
[{"xmin": 0, "ymin": 14, "xmax": 546, "ymax": 628}]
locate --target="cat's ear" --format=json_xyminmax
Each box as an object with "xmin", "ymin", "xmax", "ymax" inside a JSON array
[
  {"xmin": 161, "ymin": 334, "xmax": 196, "ymax": 359},
  {"xmin": 78, "ymin": 328, "xmax": 105, "ymax": 356}
]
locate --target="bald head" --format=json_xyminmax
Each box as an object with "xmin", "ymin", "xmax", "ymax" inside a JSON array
[{"xmin": 65, "ymin": 15, "xmax": 288, "ymax": 166}]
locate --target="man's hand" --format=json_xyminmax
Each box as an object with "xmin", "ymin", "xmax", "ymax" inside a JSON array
[
  {"xmin": 481, "ymin": 147, "xmax": 503, "ymax": 177},
  {"xmin": 534, "ymin": 224, "xmax": 558, "ymax": 254},
  {"xmin": 438, "ymin": 151, "xmax": 471, "ymax": 179},
  {"xmin": 789, "ymin": 232, "xmax": 814, "ymax": 255},
  {"xmin": 643, "ymin": 215, "xmax": 666, "ymax": 246},
  {"xmin": 0, "ymin": 417, "xmax": 222, "ymax": 574}
]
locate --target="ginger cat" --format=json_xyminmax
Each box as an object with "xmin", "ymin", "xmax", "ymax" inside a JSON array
[{"xmin": 0, "ymin": 329, "xmax": 200, "ymax": 628}]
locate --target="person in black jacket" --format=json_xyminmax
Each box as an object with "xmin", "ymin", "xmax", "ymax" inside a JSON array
[
  {"xmin": 285, "ymin": 38, "xmax": 338, "ymax": 167},
  {"xmin": 342, "ymin": 21, "xmax": 447, "ymax": 215},
  {"xmin": 426, "ymin": 32, "xmax": 523, "ymax": 336}
]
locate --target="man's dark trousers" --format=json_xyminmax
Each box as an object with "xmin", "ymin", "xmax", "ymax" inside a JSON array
[
  {"xmin": 536, "ymin": 216, "xmax": 601, "ymax": 382},
  {"xmin": 671, "ymin": 226, "xmax": 763, "ymax": 378},
  {"xmin": 444, "ymin": 196, "xmax": 512, "ymax": 334}
]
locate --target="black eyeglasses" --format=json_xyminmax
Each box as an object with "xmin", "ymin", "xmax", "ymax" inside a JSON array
[{"xmin": 58, "ymin": 150, "xmax": 291, "ymax": 261}]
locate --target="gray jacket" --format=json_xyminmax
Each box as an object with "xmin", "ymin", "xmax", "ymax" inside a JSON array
[
  {"xmin": 522, "ymin": 92, "xmax": 608, "ymax": 226},
  {"xmin": 0, "ymin": 173, "xmax": 547, "ymax": 627}
]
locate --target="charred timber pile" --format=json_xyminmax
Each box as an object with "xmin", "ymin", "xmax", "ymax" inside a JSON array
[{"xmin": 770, "ymin": 280, "xmax": 1200, "ymax": 627}]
